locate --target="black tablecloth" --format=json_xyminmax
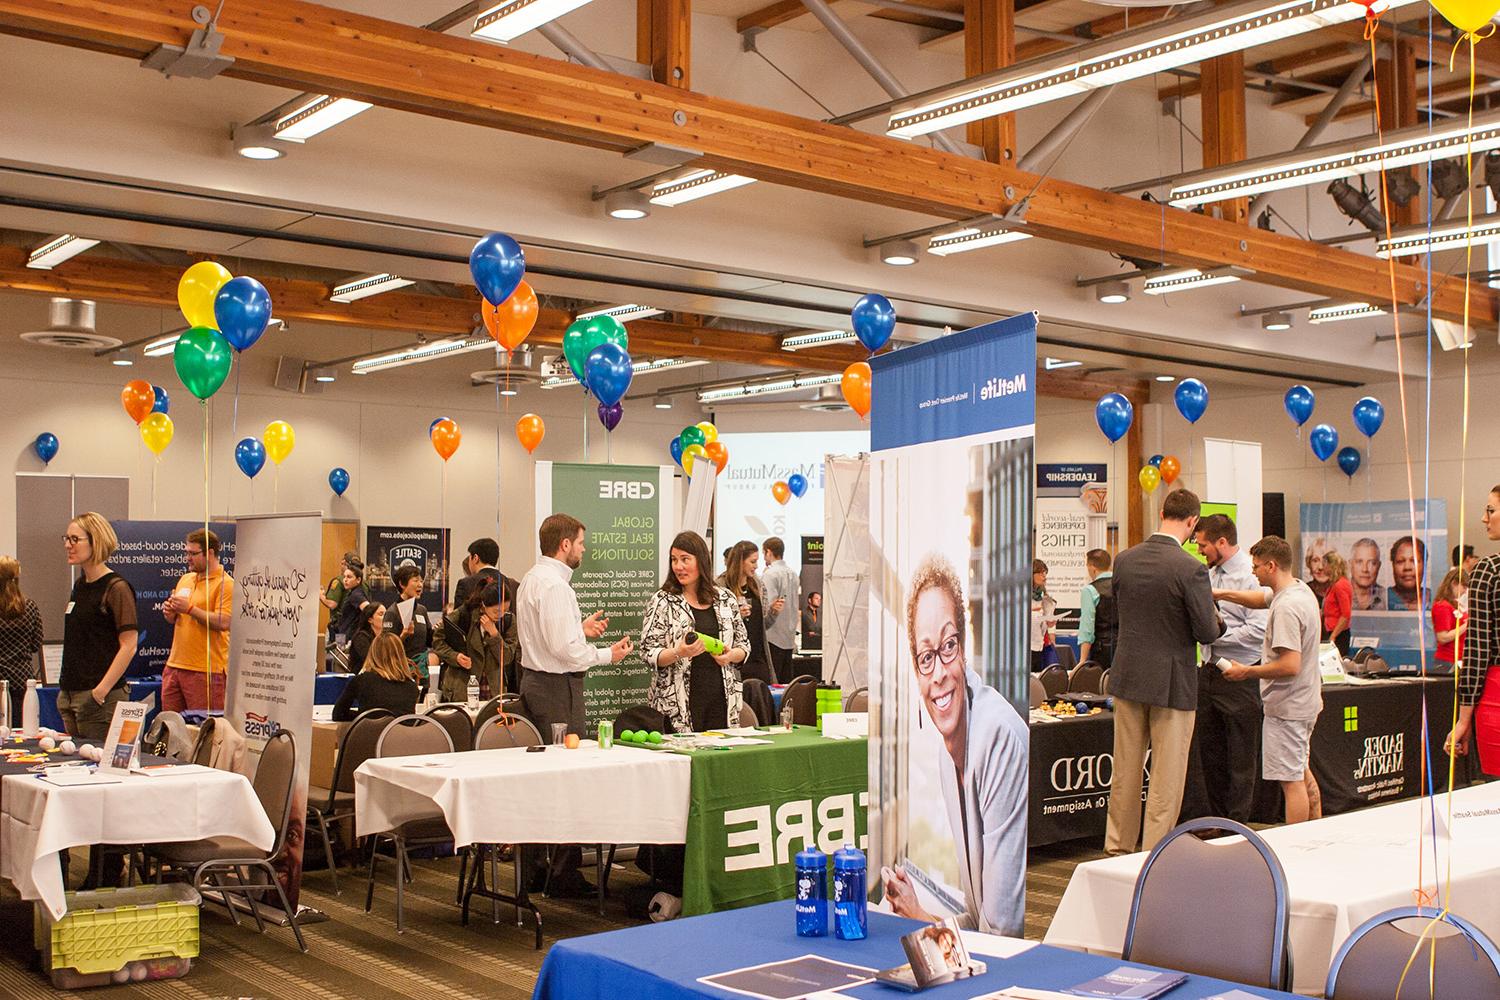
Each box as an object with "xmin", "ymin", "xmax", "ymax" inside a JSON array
[{"xmin": 1028, "ymin": 676, "xmax": 1483, "ymax": 846}]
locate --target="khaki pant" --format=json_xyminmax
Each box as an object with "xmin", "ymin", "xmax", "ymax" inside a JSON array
[
  {"xmin": 56, "ymin": 686, "xmax": 129, "ymax": 742},
  {"xmin": 1106, "ymin": 696, "xmax": 1195, "ymax": 855}
]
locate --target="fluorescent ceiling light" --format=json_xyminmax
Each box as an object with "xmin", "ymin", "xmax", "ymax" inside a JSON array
[
  {"xmin": 1043, "ymin": 357, "xmax": 1082, "ymax": 370},
  {"xmin": 274, "ymin": 95, "xmax": 373, "ymax": 141},
  {"xmin": 1376, "ymin": 212, "xmax": 1500, "ymax": 258},
  {"xmin": 889, "ymin": 0, "xmax": 1412, "ymax": 139},
  {"xmin": 311, "ymin": 367, "xmax": 337, "ymax": 383},
  {"xmin": 1142, "ymin": 268, "xmax": 1245, "ymax": 295},
  {"xmin": 699, "ymin": 374, "xmax": 842, "ymax": 403},
  {"xmin": 143, "ymin": 334, "xmax": 182, "ymax": 357},
  {"xmin": 472, "ymin": 0, "xmax": 597, "ymax": 43},
  {"xmin": 330, "ymin": 273, "xmax": 415, "ymax": 303},
  {"xmin": 576, "ymin": 304, "xmax": 664, "ymax": 322},
  {"xmin": 1308, "ymin": 302, "xmax": 1386, "ymax": 324},
  {"xmin": 539, "ymin": 356, "xmax": 706, "ymax": 389},
  {"xmin": 781, "ymin": 330, "xmax": 858, "ymax": 351},
  {"xmin": 111, "ymin": 357, "xmax": 134, "ymax": 367},
  {"xmin": 1155, "ymin": 375, "xmax": 1177, "ymax": 382},
  {"xmin": 649, "ymin": 169, "xmax": 756, "ymax": 207},
  {"xmin": 499, "ymin": 387, "xmax": 519, "ymax": 396},
  {"xmin": 352, "ymin": 338, "xmax": 495, "ymax": 374},
  {"xmin": 654, "ymin": 396, "xmax": 673, "ymax": 409},
  {"xmin": 1171, "ymin": 105, "xmax": 1500, "ymax": 207},
  {"xmin": 926, "ymin": 226, "xmax": 1031, "ymax": 256},
  {"xmin": 27, "ymin": 234, "xmax": 99, "ymax": 270}
]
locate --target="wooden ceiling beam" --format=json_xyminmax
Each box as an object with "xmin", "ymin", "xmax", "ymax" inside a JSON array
[
  {"xmin": 0, "ymin": 0, "xmax": 1490, "ymax": 325},
  {"xmin": 965, "ymin": 0, "xmax": 1016, "ymax": 164},
  {"xmin": 737, "ymin": 0, "xmax": 818, "ymax": 33},
  {"xmin": 639, "ymin": 0, "xmax": 691, "ymax": 89}
]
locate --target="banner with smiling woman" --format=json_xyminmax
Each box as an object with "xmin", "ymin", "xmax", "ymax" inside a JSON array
[
  {"xmin": 868, "ymin": 313, "xmax": 1036, "ymax": 936},
  {"xmin": 226, "ymin": 511, "xmax": 320, "ymax": 909}
]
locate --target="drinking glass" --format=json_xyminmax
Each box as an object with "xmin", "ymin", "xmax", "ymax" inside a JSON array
[
  {"xmin": 550, "ymin": 723, "xmax": 569, "ymax": 745},
  {"xmin": 780, "ymin": 705, "xmax": 795, "ymax": 730}
]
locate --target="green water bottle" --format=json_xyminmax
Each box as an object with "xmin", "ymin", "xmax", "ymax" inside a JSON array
[{"xmin": 687, "ymin": 631, "xmax": 726, "ymax": 655}]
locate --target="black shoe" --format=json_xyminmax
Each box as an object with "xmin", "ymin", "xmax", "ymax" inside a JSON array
[
  {"xmin": 546, "ymin": 872, "xmax": 597, "ymax": 899},
  {"xmin": 526, "ymin": 867, "xmax": 548, "ymax": 894}
]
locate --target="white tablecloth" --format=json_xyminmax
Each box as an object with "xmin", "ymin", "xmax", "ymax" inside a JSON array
[
  {"xmin": 1045, "ymin": 783, "xmax": 1500, "ymax": 994},
  {"xmin": 355, "ymin": 743, "xmax": 692, "ymax": 846},
  {"xmin": 0, "ymin": 769, "xmax": 275, "ymax": 919}
]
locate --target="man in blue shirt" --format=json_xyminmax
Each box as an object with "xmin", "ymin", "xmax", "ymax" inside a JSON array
[
  {"xmin": 1183, "ymin": 514, "xmax": 1268, "ymax": 824},
  {"xmin": 1077, "ymin": 549, "xmax": 1115, "ymax": 667}
]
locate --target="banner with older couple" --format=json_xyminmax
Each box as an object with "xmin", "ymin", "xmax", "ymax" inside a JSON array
[
  {"xmin": 867, "ymin": 313, "xmax": 1036, "ymax": 936},
  {"xmin": 1300, "ymin": 500, "xmax": 1448, "ymax": 671}
]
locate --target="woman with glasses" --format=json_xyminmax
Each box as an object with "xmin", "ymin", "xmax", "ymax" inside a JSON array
[
  {"xmin": 1445, "ymin": 485, "xmax": 1500, "ymax": 776},
  {"xmin": 58, "ymin": 514, "xmax": 137, "ymax": 742},
  {"xmin": 0, "ymin": 556, "xmax": 43, "ymax": 724},
  {"xmin": 641, "ymin": 531, "xmax": 749, "ymax": 733},
  {"xmin": 880, "ymin": 553, "xmax": 1028, "ymax": 936}
]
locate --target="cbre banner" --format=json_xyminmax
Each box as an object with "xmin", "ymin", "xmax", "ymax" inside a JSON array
[
  {"xmin": 534, "ymin": 463, "xmax": 676, "ymax": 727},
  {"xmin": 868, "ymin": 313, "xmax": 1036, "ymax": 936}
]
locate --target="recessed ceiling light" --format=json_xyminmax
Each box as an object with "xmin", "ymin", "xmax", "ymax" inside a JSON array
[
  {"xmin": 499, "ymin": 387, "xmax": 519, "ymax": 397},
  {"xmin": 881, "ymin": 239, "xmax": 920, "ymax": 266},
  {"xmin": 1262, "ymin": 311, "xmax": 1293, "ymax": 331},
  {"xmin": 1155, "ymin": 375, "xmax": 1176, "ymax": 382},
  {"xmin": 605, "ymin": 189, "xmax": 650, "ymax": 220},
  {"xmin": 1096, "ymin": 280, "xmax": 1130, "ymax": 304},
  {"xmin": 654, "ymin": 395, "xmax": 673, "ymax": 409},
  {"xmin": 111, "ymin": 357, "xmax": 134, "ymax": 367},
  {"xmin": 311, "ymin": 367, "xmax": 337, "ymax": 383}
]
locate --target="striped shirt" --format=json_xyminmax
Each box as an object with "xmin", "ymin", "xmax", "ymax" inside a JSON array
[{"xmin": 1460, "ymin": 553, "xmax": 1500, "ymax": 706}]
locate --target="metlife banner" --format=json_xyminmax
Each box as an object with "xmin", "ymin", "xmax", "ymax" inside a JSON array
[
  {"xmin": 534, "ymin": 462, "xmax": 675, "ymax": 726},
  {"xmin": 868, "ymin": 313, "xmax": 1035, "ymax": 936}
]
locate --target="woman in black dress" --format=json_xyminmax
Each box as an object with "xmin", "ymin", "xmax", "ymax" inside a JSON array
[{"xmin": 718, "ymin": 540, "xmax": 774, "ymax": 685}]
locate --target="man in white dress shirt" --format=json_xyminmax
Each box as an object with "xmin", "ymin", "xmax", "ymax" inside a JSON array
[{"xmin": 516, "ymin": 512, "xmax": 632, "ymax": 896}]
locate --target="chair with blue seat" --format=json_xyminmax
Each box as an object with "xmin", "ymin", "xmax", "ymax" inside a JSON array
[
  {"xmin": 1123, "ymin": 817, "xmax": 1291, "ymax": 992},
  {"xmin": 1325, "ymin": 906, "xmax": 1500, "ymax": 1000}
]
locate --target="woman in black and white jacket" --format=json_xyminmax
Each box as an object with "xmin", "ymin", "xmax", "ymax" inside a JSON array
[{"xmin": 640, "ymin": 531, "xmax": 749, "ymax": 733}]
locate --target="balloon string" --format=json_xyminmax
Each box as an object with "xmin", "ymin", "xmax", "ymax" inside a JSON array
[
  {"xmin": 273, "ymin": 464, "xmax": 279, "ymax": 513},
  {"xmin": 495, "ymin": 368, "xmax": 503, "ymax": 539},
  {"xmin": 203, "ymin": 399, "xmax": 214, "ymax": 712},
  {"xmin": 152, "ymin": 455, "xmax": 158, "ymax": 518},
  {"xmin": 230, "ymin": 359, "xmax": 241, "ymax": 516}
]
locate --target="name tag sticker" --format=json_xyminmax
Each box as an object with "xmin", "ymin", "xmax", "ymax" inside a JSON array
[{"xmin": 64, "ymin": 602, "xmax": 75, "ymax": 615}]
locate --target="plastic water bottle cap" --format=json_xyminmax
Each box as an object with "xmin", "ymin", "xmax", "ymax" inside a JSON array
[
  {"xmin": 795, "ymin": 846, "xmax": 827, "ymax": 868},
  {"xmin": 832, "ymin": 845, "xmax": 865, "ymax": 870}
]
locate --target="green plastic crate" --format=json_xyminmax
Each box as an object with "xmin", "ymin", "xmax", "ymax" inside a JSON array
[{"xmin": 35, "ymin": 884, "xmax": 199, "ymax": 986}]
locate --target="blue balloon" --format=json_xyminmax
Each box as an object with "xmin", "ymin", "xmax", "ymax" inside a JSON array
[
  {"xmin": 469, "ymin": 232, "xmax": 525, "ymax": 307},
  {"xmin": 33, "ymin": 432, "xmax": 58, "ymax": 464},
  {"xmin": 328, "ymin": 467, "xmax": 350, "ymax": 496},
  {"xmin": 669, "ymin": 436, "xmax": 685, "ymax": 468},
  {"xmin": 584, "ymin": 342, "xmax": 633, "ymax": 407},
  {"xmin": 1284, "ymin": 385, "xmax": 1315, "ymax": 427},
  {"xmin": 1352, "ymin": 396, "xmax": 1385, "ymax": 438},
  {"xmin": 1148, "ymin": 454, "xmax": 1164, "ymax": 468},
  {"xmin": 151, "ymin": 385, "xmax": 169, "ymax": 415},
  {"xmin": 235, "ymin": 437, "xmax": 266, "ymax": 479},
  {"xmin": 850, "ymin": 293, "xmax": 896, "ymax": 354},
  {"xmin": 214, "ymin": 276, "xmax": 273, "ymax": 352},
  {"xmin": 1174, "ymin": 378, "xmax": 1209, "ymax": 424},
  {"xmin": 1336, "ymin": 446, "xmax": 1361, "ymax": 479},
  {"xmin": 787, "ymin": 473, "xmax": 808, "ymax": 498},
  {"xmin": 430, "ymin": 416, "xmax": 451, "ymax": 438},
  {"xmin": 1095, "ymin": 393, "xmax": 1134, "ymax": 443},
  {"xmin": 1309, "ymin": 424, "xmax": 1339, "ymax": 462}
]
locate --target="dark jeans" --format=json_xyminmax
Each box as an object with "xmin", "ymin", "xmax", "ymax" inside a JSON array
[
  {"xmin": 1180, "ymin": 665, "xmax": 1263, "ymax": 824},
  {"xmin": 769, "ymin": 645, "xmax": 795, "ymax": 685}
]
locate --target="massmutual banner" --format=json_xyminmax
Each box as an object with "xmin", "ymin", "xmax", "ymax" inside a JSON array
[
  {"xmin": 868, "ymin": 313, "xmax": 1036, "ymax": 936},
  {"xmin": 534, "ymin": 462, "xmax": 675, "ymax": 727}
]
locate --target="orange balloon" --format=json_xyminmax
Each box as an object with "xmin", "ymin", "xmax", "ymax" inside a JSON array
[
  {"xmin": 704, "ymin": 440, "xmax": 729, "ymax": 474},
  {"xmin": 121, "ymin": 380, "xmax": 154, "ymax": 424},
  {"xmin": 772, "ymin": 481, "xmax": 792, "ymax": 505},
  {"xmin": 1159, "ymin": 455, "xmax": 1181, "ymax": 485},
  {"xmin": 482, "ymin": 281, "xmax": 539, "ymax": 351},
  {"xmin": 841, "ymin": 362, "xmax": 872, "ymax": 419},
  {"xmin": 516, "ymin": 413, "xmax": 545, "ymax": 454},
  {"xmin": 431, "ymin": 418, "xmax": 461, "ymax": 461}
]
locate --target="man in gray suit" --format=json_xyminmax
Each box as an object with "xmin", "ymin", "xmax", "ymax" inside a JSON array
[{"xmin": 1105, "ymin": 488, "xmax": 1225, "ymax": 855}]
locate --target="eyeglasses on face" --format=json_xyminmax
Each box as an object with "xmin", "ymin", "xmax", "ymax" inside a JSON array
[
  {"xmin": 915, "ymin": 632, "xmax": 961, "ymax": 675},
  {"xmin": 61, "ymin": 534, "xmax": 87, "ymax": 546}
]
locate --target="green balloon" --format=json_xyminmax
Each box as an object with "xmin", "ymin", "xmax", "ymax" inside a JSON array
[
  {"xmin": 563, "ymin": 315, "xmax": 629, "ymax": 385},
  {"xmin": 174, "ymin": 327, "xmax": 233, "ymax": 400},
  {"xmin": 563, "ymin": 319, "xmax": 592, "ymax": 383},
  {"xmin": 679, "ymin": 425, "xmax": 707, "ymax": 451}
]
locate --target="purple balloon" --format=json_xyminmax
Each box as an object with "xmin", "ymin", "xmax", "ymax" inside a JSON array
[{"xmin": 597, "ymin": 401, "xmax": 623, "ymax": 432}]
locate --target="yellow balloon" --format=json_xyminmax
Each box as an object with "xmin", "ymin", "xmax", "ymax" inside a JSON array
[
  {"xmin": 1138, "ymin": 465, "xmax": 1161, "ymax": 495},
  {"xmin": 1429, "ymin": 0, "xmax": 1500, "ymax": 35},
  {"xmin": 139, "ymin": 412, "xmax": 174, "ymax": 456},
  {"xmin": 695, "ymin": 421, "xmax": 718, "ymax": 445},
  {"xmin": 178, "ymin": 261, "xmax": 232, "ymax": 329},
  {"xmin": 682, "ymin": 443, "xmax": 708, "ymax": 477},
  {"xmin": 264, "ymin": 420, "xmax": 295, "ymax": 465}
]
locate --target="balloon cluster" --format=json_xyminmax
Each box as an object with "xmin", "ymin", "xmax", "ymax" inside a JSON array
[
  {"xmin": 1137, "ymin": 454, "xmax": 1180, "ymax": 494},
  {"xmin": 838, "ymin": 292, "xmax": 893, "ymax": 419},
  {"xmin": 175, "ymin": 261, "xmax": 273, "ymax": 401},
  {"xmin": 772, "ymin": 473, "xmax": 809, "ymax": 506},
  {"xmin": 121, "ymin": 380, "xmax": 176, "ymax": 456},
  {"xmin": 1292, "ymin": 386, "xmax": 1383, "ymax": 478},
  {"xmin": 234, "ymin": 420, "xmax": 295, "ymax": 480},
  {"xmin": 562, "ymin": 314, "xmax": 634, "ymax": 430},
  {"xmin": 669, "ymin": 422, "xmax": 728, "ymax": 478}
]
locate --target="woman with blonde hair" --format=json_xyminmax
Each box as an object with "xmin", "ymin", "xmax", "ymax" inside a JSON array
[
  {"xmin": 332, "ymin": 632, "xmax": 420, "ymax": 720},
  {"xmin": 717, "ymin": 540, "xmax": 773, "ymax": 684},
  {"xmin": 1432, "ymin": 567, "xmax": 1468, "ymax": 670},
  {"xmin": 59, "ymin": 513, "xmax": 137, "ymax": 741},
  {"xmin": 1322, "ymin": 550, "xmax": 1353, "ymax": 656},
  {"xmin": 0, "ymin": 556, "xmax": 43, "ymax": 724}
]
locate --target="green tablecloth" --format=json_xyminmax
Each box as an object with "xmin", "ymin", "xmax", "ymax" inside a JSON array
[{"xmin": 680, "ymin": 727, "xmax": 868, "ymax": 916}]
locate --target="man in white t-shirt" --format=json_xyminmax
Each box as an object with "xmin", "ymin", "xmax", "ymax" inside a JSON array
[{"xmin": 1215, "ymin": 535, "xmax": 1324, "ymax": 825}]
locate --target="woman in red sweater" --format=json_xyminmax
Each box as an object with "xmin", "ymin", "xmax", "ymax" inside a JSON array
[
  {"xmin": 1431, "ymin": 567, "xmax": 1467, "ymax": 669},
  {"xmin": 1322, "ymin": 551, "xmax": 1353, "ymax": 657}
]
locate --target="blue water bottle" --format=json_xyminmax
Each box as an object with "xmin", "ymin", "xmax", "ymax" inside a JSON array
[
  {"xmin": 794, "ymin": 846, "xmax": 828, "ymax": 937},
  {"xmin": 831, "ymin": 844, "xmax": 867, "ymax": 940}
]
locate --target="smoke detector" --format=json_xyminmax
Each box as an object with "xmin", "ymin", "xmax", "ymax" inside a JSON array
[
  {"xmin": 801, "ymin": 385, "xmax": 851, "ymax": 413},
  {"xmin": 19, "ymin": 298, "xmax": 120, "ymax": 350}
]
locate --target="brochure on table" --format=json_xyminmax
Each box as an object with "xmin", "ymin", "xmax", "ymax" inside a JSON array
[
  {"xmin": 698, "ymin": 954, "xmax": 876, "ymax": 999},
  {"xmin": 100, "ymin": 701, "xmax": 146, "ymax": 774}
]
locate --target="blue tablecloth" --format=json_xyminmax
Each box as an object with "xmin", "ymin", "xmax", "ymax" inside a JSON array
[
  {"xmin": 534, "ymin": 901, "xmax": 1293, "ymax": 1000},
  {"xmin": 316, "ymin": 672, "xmax": 353, "ymax": 705}
]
